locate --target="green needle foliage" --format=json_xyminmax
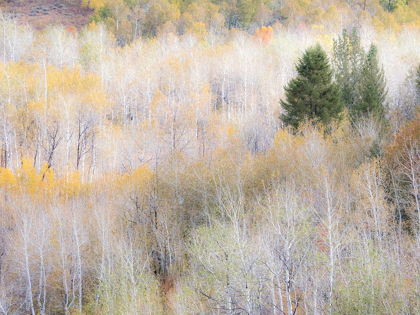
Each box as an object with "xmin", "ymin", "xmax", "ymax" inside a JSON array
[
  {"xmin": 333, "ymin": 28, "xmax": 365, "ymax": 111},
  {"xmin": 416, "ymin": 63, "xmax": 420, "ymax": 95},
  {"xmin": 353, "ymin": 44, "xmax": 387, "ymax": 120},
  {"xmin": 281, "ymin": 44, "xmax": 344, "ymax": 129},
  {"xmin": 333, "ymin": 30, "xmax": 388, "ymax": 123}
]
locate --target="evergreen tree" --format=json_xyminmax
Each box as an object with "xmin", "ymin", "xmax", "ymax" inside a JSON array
[
  {"xmin": 353, "ymin": 44, "xmax": 387, "ymax": 119},
  {"xmin": 416, "ymin": 63, "xmax": 420, "ymax": 96},
  {"xmin": 281, "ymin": 44, "xmax": 344, "ymax": 129},
  {"xmin": 238, "ymin": 0, "xmax": 256, "ymax": 27},
  {"xmin": 332, "ymin": 28, "xmax": 365, "ymax": 111}
]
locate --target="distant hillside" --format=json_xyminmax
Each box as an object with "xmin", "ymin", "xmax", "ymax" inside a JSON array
[
  {"xmin": 2, "ymin": 0, "xmax": 420, "ymax": 44},
  {"xmin": 0, "ymin": 0, "xmax": 93, "ymax": 30}
]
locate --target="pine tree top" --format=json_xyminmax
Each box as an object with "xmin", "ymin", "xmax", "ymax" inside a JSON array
[{"xmin": 281, "ymin": 44, "xmax": 344, "ymax": 129}]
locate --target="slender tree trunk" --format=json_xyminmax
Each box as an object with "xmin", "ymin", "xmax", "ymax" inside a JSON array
[
  {"xmin": 73, "ymin": 219, "xmax": 83, "ymax": 314},
  {"xmin": 22, "ymin": 219, "xmax": 36, "ymax": 315}
]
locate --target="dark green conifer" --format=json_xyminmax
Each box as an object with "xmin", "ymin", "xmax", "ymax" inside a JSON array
[
  {"xmin": 415, "ymin": 63, "xmax": 420, "ymax": 95},
  {"xmin": 353, "ymin": 44, "xmax": 387, "ymax": 119},
  {"xmin": 238, "ymin": 0, "xmax": 256, "ymax": 27},
  {"xmin": 332, "ymin": 28, "xmax": 365, "ymax": 111},
  {"xmin": 281, "ymin": 44, "xmax": 344, "ymax": 129}
]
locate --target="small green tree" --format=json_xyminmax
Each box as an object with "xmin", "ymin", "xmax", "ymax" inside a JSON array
[
  {"xmin": 238, "ymin": 0, "xmax": 256, "ymax": 27},
  {"xmin": 353, "ymin": 44, "xmax": 387, "ymax": 119},
  {"xmin": 332, "ymin": 28, "xmax": 365, "ymax": 111},
  {"xmin": 415, "ymin": 63, "xmax": 420, "ymax": 95},
  {"xmin": 281, "ymin": 44, "xmax": 344, "ymax": 129}
]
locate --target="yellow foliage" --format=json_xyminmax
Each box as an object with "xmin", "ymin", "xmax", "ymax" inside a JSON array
[
  {"xmin": 150, "ymin": 88, "xmax": 166, "ymax": 115},
  {"xmin": 82, "ymin": 0, "xmax": 106, "ymax": 10},
  {"xmin": 0, "ymin": 159, "xmax": 57, "ymax": 198},
  {"xmin": 47, "ymin": 66, "xmax": 108, "ymax": 115},
  {"xmin": 18, "ymin": 158, "xmax": 39, "ymax": 194},
  {"xmin": 28, "ymin": 100, "xmax": 45, "ymax": 115},
  {"xmin": 272, "ymin": 129, "xmax": 294, "ymax": 149},
  {"xmin": 311, "ymin": 24, "xmax": 324, "ymax": 30},
  {"xmin": 193, "ymin": 22, "xmax": 208, "ymax": 40},
  {"xmin": 88, "ymin": 20, "xmax": 98, "ymax": 30},
  {"xmin": 372, "ymin": 16, "xmax": 385, "ymax": 32},
  {"xmin": 132, "ymin": 166, "xmax": 153, "ymax": 186},
  {"xmin": 394, "ymin": 5, "xmax": 420, "ymax": 26},
  {"xmin": 40, "ymin": 163, "xmax": 56, "ymax": 194},
  {"xmin": 62, "ymin": 171, "xmax": 83, "ymax": 198},
  {"xmin": 121, "ymin": 166, "xmax": 154, "ymax": 195},
  {"xmin": 0, "ymin": 167, "xmax": 16, "ymax": 189},
  {"xmin": 227, "ymin": 125, "xmax": 238, "ymax": 138},
  {"xmin": 319, "ymin": 33, "xmax": 335, "ymax": 50}
]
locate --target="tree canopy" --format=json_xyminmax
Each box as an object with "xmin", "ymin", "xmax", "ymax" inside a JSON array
[
  {"xmin": 281, "ymin": 44, "xmax": 344, "ymax": 129},
  {"xmin": 353, "ymin": 44, "xmax": 387, "ymax": 120}
]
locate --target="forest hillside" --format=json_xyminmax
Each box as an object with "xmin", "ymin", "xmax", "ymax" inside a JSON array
[{"xmin": 0, "ymin": 0, "xmax": 420, "ymax": 314}]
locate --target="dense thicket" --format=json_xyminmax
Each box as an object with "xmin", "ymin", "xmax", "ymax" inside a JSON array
[{"xmin": 0, "ymin": 6, "xmax": 420, "ymax": 314}]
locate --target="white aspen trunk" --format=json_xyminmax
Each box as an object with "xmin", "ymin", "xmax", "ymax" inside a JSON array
[
  {"xmin": 37, "ymin": 247, "xmax": 46, "ymax": 315},
  {"xmin": 57, "ymin": 216, "xmax": 71, "ymax": 314},
  {"xmin": 2, "ymin": 15, "xmax": 6, "ymax": 64},
  {"xmin": 277, "ymin": 275, "xmax": 284, "ymax": 315},
  {"xmin": 285, "ymin": 255, "xmax": 293, "ymax": 315},
  {"xmin": 42, "ymin": 59, "xmax": 48, "ymax": 171},
  {"xmin": 89, "ymin": 133, "xmax": 96, "ymax": 183},
  {"xmin": 3, "ymin": 117, "xmax": 9, "ymax": 168},
  {"xmin": 243, "ymin": 69, "xmax": 248, "ymax": 118},
  {"xmin": 271, "ymin": 276, "xmax": 277, "ymax": 314},
  {"xmin": 37, "ymin": 134, "xmax": 42, "ymax": 171},
  {"xmin": 408, "ymin": 152, "xmax": 420, "ymax": 236},
  {"xmin": 24, "ymin": 246, "xmax": 36, "ymax": 315},
  {"xmin": 43, "ymin": 59, "xmax": 48, "ymax": 112},
  {"xmin": 147, "ymin": 79, "xmax": 152, "ymax": 122},
  {"xmin": 366, "ymin": 168, "xmax": 384, "ymax": 254},
  {"xmin": 65, "ymin": 107, "xmax": 70, "ymax": 177},
  {"xmin": 22, "ymin": 219, "xmax": 36, "ymax": 315},
  {"xmin": 225, "ymin": 252, "xmax": 231, "ymax": 313},
  {"xmin": 326, "ymin": 188, "xmax": 334, "ymax": 315},
  {"xmin": 3, "ymin": 68, "xmax": 12, "ymax": 168},
  {"xmin": 13, "ymin": 128, "xmax": 19, "ymax": 170},
  {"xmin": 95, "ymin": 205, "xmax": 111, "ymax": 310},
  {"xmin": 99, "ymin": 26, "xmax": 105, "ymax": 87},
  {"xmin": 73, "ymin": 219, "xmax": 83, "ymax": 315},
  {"xmin": 81, "ymin": 136, "xmax": 85, "ymax": 183}
]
